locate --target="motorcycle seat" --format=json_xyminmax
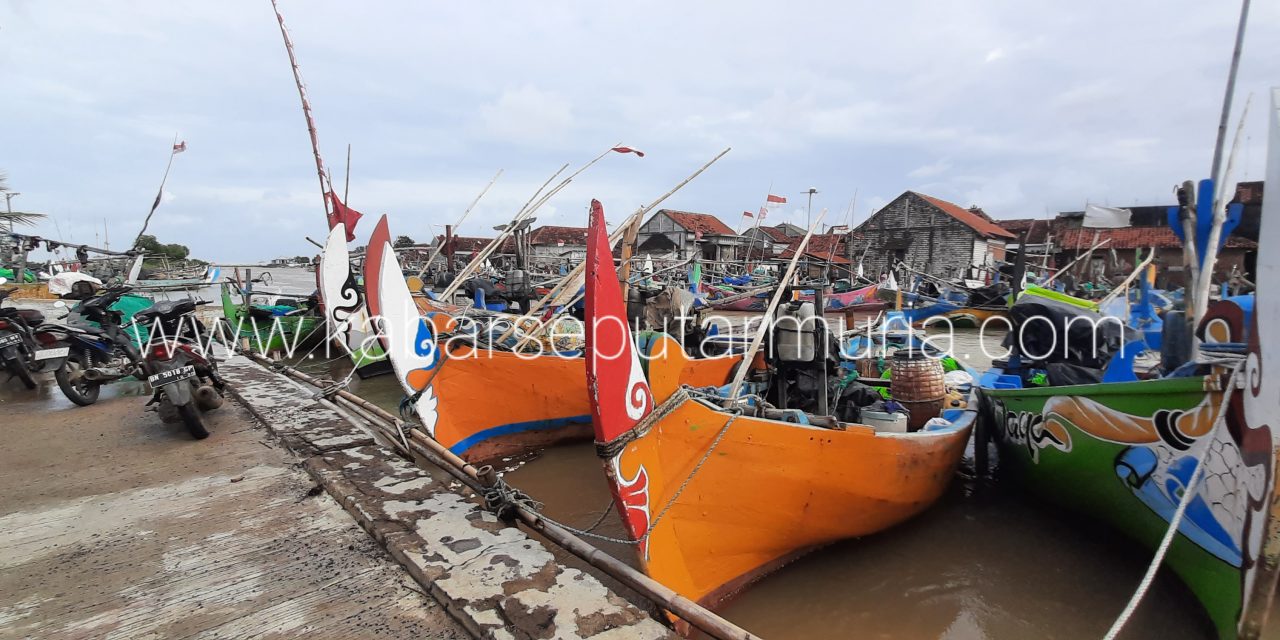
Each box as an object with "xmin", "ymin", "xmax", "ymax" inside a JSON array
[
  {"xmin": 67, "ymin": 323, "xmax": 107, "ymax": 336},
  {"xmin": 136, "ymin": 299, "xmax": 197, "ymax": 322}
]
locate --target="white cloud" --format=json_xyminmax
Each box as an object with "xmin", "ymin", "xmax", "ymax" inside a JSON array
[
  {"xmin": 985, "ymin": 48, "xmax": 1006, "ymax": 63},
  {"xmin": 909, "ymin": 160, "xmax": 953, "ymax": 178},
  {"xmin": 477, "ymin": 85, "xmax": 573, "ymax": 145}
]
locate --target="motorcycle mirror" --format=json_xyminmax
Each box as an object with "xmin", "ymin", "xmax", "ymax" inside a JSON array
[{"xmin": 53, "ymin": 300, "xmax": 67, "ymax": 309}]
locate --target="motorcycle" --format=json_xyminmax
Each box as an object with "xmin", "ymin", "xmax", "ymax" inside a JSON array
[
  {"xmin": 134, "ymin": 297, "xmax": 225, "ymax": 439},
  {"xmin": 0, "ymin": 279, "xmax": 72, "ymax": 389},
  {"xmin": 51, "ymin": 286, "xmax": 150, "ymax": 406}
]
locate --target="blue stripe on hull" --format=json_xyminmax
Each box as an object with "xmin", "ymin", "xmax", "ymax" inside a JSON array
[{"xmin": 449, "ymin": 414, "xmax": 593, "ymax": 455}]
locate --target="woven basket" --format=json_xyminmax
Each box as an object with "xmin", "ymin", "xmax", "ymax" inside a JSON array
[{"xmin": 890, "ymin": 351, "xmax": 946, "ymax": 430}]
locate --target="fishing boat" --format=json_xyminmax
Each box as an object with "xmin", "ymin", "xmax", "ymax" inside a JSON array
[
  {"xmin": 978, "ymin": 295, "xmax": 1273, "ymax": 638},
  {"xmin": 710, "ymin": 280, "xmax": 882, "ymax": 313},
  {"xmin": 975, "ymin": 158, "xmax": 1280, "ymax": 637},
  {"xmin": 582, "ymin": 199, "xmax": 975, "ymax": 628},
  {"xmin": 317, "ymin": 225, "xmax": 392, "ymax": 378},
  {"xmin": 218, "ymin": 281, "xmax": 323, "ymax": 353},
  {"xmin": 366, "ymin": 213, "xmax": 747, "ymax": 464}
]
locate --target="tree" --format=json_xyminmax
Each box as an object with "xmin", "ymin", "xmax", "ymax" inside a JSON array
[
  {"xmin": 135, "ymin": 234, "xmax": 191, "ymax": 260},
  {"xmin": 0, "ymin": 171, "xmax": 46, "ymax": 228},
  {"xmin": 394, "ymin": 235, "xmax": 415, "ymax": 248}
]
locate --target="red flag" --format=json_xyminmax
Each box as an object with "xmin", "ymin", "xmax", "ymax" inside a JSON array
[
  {"xmin": 172, "ymin": 141, "xmax": 186, "ymax": 154},
  {"xmin": 742, "ymin": 210, "xmax": 753, "ymax": 218},
  {"xmin": 766, "ymin": 194, "xmax": 786, "ymax": 204},
  {"xmin": 758, "ymin": 206, "xmax": 768, "ymax": 220},
  {"xmin": 325, "ymin": 191, "xmax": 364, "ymax": 242},
  {"xmin": 611, "ymin": 146, "xmax": 645, "ymax": 157}
]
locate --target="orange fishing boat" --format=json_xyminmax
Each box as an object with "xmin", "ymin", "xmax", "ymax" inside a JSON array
[
  {"xmin": 583, "ymin": 199, "xmax": 975, "ymax": 629},
  {"xmin": 365, "ymin": 214, "xmax": 743, "ymax": 464}
]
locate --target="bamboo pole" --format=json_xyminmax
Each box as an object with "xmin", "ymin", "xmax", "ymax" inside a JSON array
[
  {"xmin": 238, "ymin": 352, "xmax": 760, "ymax": 640},
  {"xmin": 727, "ymin": 211, "xmax": 825, "ymax": 398},
  {"xmin": 1197, "ymin": 92, "xmax": 1255, "ymax": 324},
  {"xmin": 440, "ymin": 163, "xmax": 568, "ymax": 299},
  {"xmin": 442, "ymin": 140, "xmax": 622, "ymax": 301},
  {"xmin": 269, "ymin": 0, "xmax": 332, "ymax": 219},
  {"xmin": 1099, "ymin": 247, "xmax": 1157, "ymax": 307},
  {"xmin": 418, "ymin": 169, "xmax": 504, "ymax": 279},
  {"xmin": 1045, "ymin": 237, "xmax": 1111, "ymax": 285},
  {"xmin": 501, "ymin": 147, "xmax": 732, "ymax": 348}
]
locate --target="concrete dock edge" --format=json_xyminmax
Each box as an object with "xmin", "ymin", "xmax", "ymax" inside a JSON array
[{"xmin": 219, "ymin": 352, "xmax": 675, "ymax": 640}]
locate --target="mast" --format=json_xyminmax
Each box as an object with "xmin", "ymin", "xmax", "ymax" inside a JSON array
[{"xmin": 269, "ymin": 0, "xmax": 332, "ymax": 222}]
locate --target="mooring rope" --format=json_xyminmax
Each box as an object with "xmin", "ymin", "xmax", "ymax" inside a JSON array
[
  {"xmin": 1102, "ymin": 359, "xmax": 1243, "ymax": 640},
  {"xmin": 523, "ymin": 411, "xmax": 741, "ymax": 546}
]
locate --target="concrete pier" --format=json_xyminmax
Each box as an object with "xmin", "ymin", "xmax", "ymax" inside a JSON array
[
  {"xmin": 0, "ymin": 386, "xmax": 466, "ymax": 639},
  {"xmin": 0, "ymin": 349, "xmax": 672, "ymax": 639}
]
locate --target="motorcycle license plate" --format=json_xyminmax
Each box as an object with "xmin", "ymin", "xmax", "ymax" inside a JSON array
[
  {"xmin": 148, "ymin": 365, "xmax": 196, "ymax": 389},
  {"xmin": 33, "ymin": 347, "xmax": 69, "ymax": 361},
  {"xmin": 0, "ymin": 333, "xmax": 20, "ymax": 348}
]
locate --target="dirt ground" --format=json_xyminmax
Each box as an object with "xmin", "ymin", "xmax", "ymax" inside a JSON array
[{"xmin": 0, "ymin": 375, "xmax": 467, "ymax": 639}]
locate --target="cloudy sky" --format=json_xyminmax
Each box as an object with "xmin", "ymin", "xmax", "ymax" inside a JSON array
[{"xmin": 2, "ymin": 1, "xmax": 1276, "ymax": 263}]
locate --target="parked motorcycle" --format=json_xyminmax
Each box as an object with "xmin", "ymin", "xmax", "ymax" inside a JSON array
[
  {"xmin": 134, "ymin": 297, "xmax": 225, "ymax": 439},
  {"xmin": 52, "ymin": 286, "xmax": 150, "ymax": 406},
  {"xmin": 54, "ymin": 286, "xmax": 224, "ymax": 439},
  {"xmin": 0, "ymin": 279, "xmax": 71, "ymax": 389}
]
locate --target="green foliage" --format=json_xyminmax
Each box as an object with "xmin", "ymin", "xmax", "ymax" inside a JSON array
[
  {"xmin": 394, "ymin": 235, "xmax": 415, "ymax": 248},
  {"xmin": 135, "ymin": 234, "xmax": 191, "ymax": 260}
]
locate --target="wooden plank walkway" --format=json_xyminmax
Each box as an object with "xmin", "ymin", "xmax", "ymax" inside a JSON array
[{"xmin": 0, "ymin": 384, "xmax": 467, "ymax": 640}]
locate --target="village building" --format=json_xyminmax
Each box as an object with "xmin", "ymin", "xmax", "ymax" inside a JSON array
[
  {"xmin": 780, "ymin": 232, "xmax": 854, "ymax": 280},
  {"xmin": 635, "ymin": 209, "xmax": 739, "ymax": 262},
  {"xmin": 847, "ymin": 191, "xmax": 1014, "ymax": 280},
  {"xmin": 526, "ymin": 225, "xmax": 588, "ymax": 267},
  {"xmin": 1000, "ymin": 181, "xmax": 1263, "ymax": 289},
  {"xmin": 739, "ymin": 224, "xmax": 792, "ymax": 261}
]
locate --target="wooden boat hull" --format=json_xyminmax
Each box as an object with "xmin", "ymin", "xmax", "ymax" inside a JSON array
[
  {"xmin": 979, "ymin": 372, "xmax": 1270, "ymax": 639},
  {"xmin": 366, "ymin": 214, "xmax": 742, "ymax": 465},
  {"xmin": 219, "ymin": 283, "xmax": 322, "ymax": 353},
  {"xmin": 612, "ymin": 392, "xmax": 973, "ymax": 618},
  {"xmin": 942, "ymin": 306, "xmax": 1007, "ymax": 328},
  {"xmin": 583, "ymin": 198, "xmax": 973, "ymax": 629},
  {"xmin": 430, "ymin": 345, "xmax": 594, "ymax": 461}
]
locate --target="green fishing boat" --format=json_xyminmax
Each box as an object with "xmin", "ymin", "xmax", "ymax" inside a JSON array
[
  {"xmin": 978, "ymin": 290, "xmax": 1277, "ymax": 639},
  {"xmin": 219, "ymin": 282, "xmax": 323, "ymax": 353}
]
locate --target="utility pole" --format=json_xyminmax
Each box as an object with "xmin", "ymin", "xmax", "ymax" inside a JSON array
[
  {"xmin": 805, "ymin": 188, "xmax": 819, "ymax": 230},
  {"xmin": 4, "ymin": 192, "xmax": 19, "ymax": 233}
]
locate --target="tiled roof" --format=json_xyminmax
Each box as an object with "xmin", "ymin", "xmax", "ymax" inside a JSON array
[
  {"xmin": 658, "ymin": 210, "xmax": 737, "ymax": 236},
  {"xmin": 1055, "ymin": 226, "xmax": 1257, "ymax": 250},
  {"xmin": 913, "ymin": 192, "xmax": 1016, "ymax": 239},
  {"xmin": 999, "ymin": 218, "xmax": 1054, "ymax": 243},
  {"xmin": 780, "ymin": 233, "xmax": 850, "ymax": 263},
  {"xmin": 528, "ymin": 225, "xmax": 588, "ymax": 246},
  {"xmin": 432, "ymin": 235, "xmax": 496, "ymax": 253},
  {"xmin": 746, "ymin": 226, "xmax": 791, "ymax": 243}
]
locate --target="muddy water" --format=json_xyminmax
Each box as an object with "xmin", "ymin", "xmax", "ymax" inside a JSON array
[{"xmin": 225, "ymin": 275, "xmax": 1221, "ymax": 638}]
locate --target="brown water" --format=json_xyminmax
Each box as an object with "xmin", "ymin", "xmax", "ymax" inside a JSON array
[
  {"xmin": 2, "ymin": 269, "xmax": 1257, "ymax": 636},
  {"xmin": 272, "ymin": 291, "xmax": 1227, "ymax": 639}
]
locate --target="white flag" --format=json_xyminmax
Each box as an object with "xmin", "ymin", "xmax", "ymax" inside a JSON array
[{"xmin": 1083, "ymin": 204, "xmax": 1130, "ymax": 228}]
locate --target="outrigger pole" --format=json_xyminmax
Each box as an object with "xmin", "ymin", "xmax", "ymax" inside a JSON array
[
  {"xmin": 727, "ymin": 211, "xmax": 825, "ymax": 399},
  {"xmin": 504, "ymin": 146, "xmax": 733, "ymax": 346},
  {"xmin": 416, "ymin": 168, "xmax": 504, "ymax": 279}
]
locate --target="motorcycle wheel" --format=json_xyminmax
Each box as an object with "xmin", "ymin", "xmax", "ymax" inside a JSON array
[
  {"xmin": 177, "ymin": 402, "xmax": 209, "ymax": 439},
  {"xmin": 7, "ymin": 352, "xmax": 37, "ymax": 390},
  {"xmin": 55, "ymin": 350, "xmax": 100, "ymax": 406}
]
